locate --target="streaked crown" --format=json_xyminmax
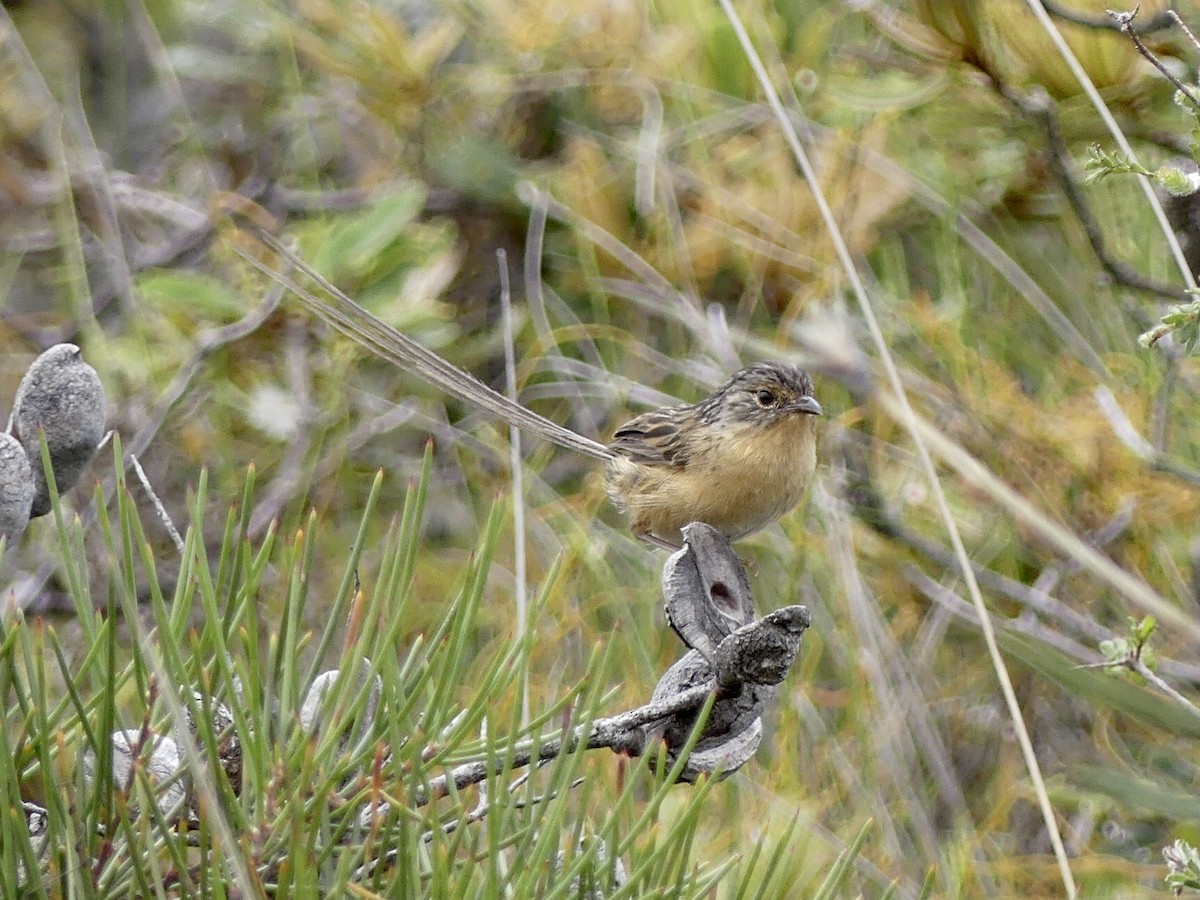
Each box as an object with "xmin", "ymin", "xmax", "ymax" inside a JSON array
[{"xmin": 697, "ymin": 362, "xmax": 821, "ymax": 425}]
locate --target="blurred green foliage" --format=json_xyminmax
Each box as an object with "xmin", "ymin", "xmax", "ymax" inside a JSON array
[{"xmin": 4, "ymin": 0, "xmax": 1200, "ymax": 895}]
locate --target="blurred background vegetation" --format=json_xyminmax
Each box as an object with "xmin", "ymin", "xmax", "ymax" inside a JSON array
[{"xmin": 5, "ymin": 0, "xmax": 1200, "ymax": 894}]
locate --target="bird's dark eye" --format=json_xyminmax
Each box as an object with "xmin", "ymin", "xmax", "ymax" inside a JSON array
[{"xmin": 755, "ymin": 389, "xmax": 776, "ymax": 407}]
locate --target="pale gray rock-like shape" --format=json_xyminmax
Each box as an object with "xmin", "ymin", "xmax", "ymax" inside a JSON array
[
  {"xmin": 15, "ymin": 801, "xmax": 49, "ymax": 889},
  {"xmin": 0, "ymin": 433, "xmax": 33, "ymax": 544},
  {"xmin": 300, "ymin": 658, "xmax": 382, "ymax": 750},
  {"xmin": 13, "ymin": 344, "xmax": 106, "ymax": 516},
  {"xmin": 174, "ymin": 690, "xmax": 242, "ymax": 798},
  {"xmin": 82, "ymin": 730, "xmax": 186, "ymax": 822}
]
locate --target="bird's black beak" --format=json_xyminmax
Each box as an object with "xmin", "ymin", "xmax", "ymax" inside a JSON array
[{"xmin": 791, "ymin": 396, "xmax": 823, "ymax": 416}]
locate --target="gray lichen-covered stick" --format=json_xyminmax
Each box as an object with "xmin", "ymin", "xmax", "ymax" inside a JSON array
[
  {"xmin": 646, "ymin": 523, "xmax": 809, "ymax": 781},
  {"xmin": 413, "ymin": 524, "xmax": 810, "ymax": 794}
]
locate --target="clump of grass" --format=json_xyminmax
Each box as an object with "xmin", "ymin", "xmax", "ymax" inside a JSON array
[{"xmin": 0, "ymin": 440, "xmax": 847, "ymax": 897}]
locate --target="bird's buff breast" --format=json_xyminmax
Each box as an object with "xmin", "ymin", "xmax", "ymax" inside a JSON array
[{"xmin": 606, "ymin": 416, "xmax": 816, "ymax": 542}]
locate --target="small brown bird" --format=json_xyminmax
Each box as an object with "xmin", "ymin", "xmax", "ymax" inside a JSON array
[
  {"xmin": 604, "ymin": 363, "xmax": 822, "ymax": 549},
  {"xmin": 237, "ymin": 228, "xmax": 823, "ymax": 548}
]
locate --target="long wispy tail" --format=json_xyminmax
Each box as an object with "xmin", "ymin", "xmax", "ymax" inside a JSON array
[{"xmin": 231, "ymin": 225, "xmax": 615, "ymax": 462}]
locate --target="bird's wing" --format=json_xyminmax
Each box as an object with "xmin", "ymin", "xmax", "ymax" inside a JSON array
[{"xmin": 608, "ymin": 408, "xmax": 691, "ymax": 467}]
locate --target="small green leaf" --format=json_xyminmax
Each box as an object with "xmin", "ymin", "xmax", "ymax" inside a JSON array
[
  {"xmin": 1139, "ymin": 302, "xmax": 1200, "ymax": 353},
  {"xmin": 1131, "ymin": 616, "xmax": 1158, "ymax": 646},
  {"xmin": 136, "ymin": 269, "xmax": 244, "ymax": 321},
  {"xmin": 1179, "ymin": 320, "xmax": 1200, "ymax": 354},
  {"xmin": 307, "ymin": 185, "xmax": 428, "ymax": 281},
  {"xmin": 1083, "ymin": 144, "xmax": 1153, "ymax": 184}
]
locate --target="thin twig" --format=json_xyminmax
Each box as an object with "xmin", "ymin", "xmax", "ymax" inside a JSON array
[
  {"xmin": 907, "ymin": 565, "xmax": 1116, "ymax": 669},
  {"xmin": 1125, "ymin": 654, "xmax": 1200, "ymax": 720},
  {"xmin": 498, "ymin": 249, "xmax": 530, "ymax": 727},
  {"xmin": 127, "ymin": 278, "xmax": 289, "ymax": 463},
  {"xmin": 415, "ymin": 681, "xmax": 714, "ymax": 806},
  {"xmin": 10, "ymin": 277, "xmax": 287, "ymax": 611},
  {"xmin": 1041, "ymin": 1, "xmax": 1175, "ymax": 33},
  {"xmin": 1094, "ymin": 386, "xmax": 1200, "ymax": 486},
  {"xmin": 129, "ymin": 454, "xmax": 184, "ymax": 555},
  {"xmin": 351, "ymin": 771, "xmax": 583, "ymax": 882},
  {"xmin": 1025, "ymin": 0, "xmax": 1197, "ymax": 292},
  {"xmin": 1110, "ymin": 7, "xmax": 1200, "ymax": 118},
  {"xmin": 1170, "ymin": 9, "xmax": 1200, "ymax": 53},
  {"xmin": 1071, "ymin": 643, "xmax": 1200, "ymax": 722},
  {"xmin": 247, "ymin": 316, "xmax": 315, "ymax": 538},
  {"xmin": 997, "ymin": 82, "xmax": 1187, "ymax": 301},
  {"xmin": 346, "ymin": 680, "xmax": 716, "ymax": 838}
]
